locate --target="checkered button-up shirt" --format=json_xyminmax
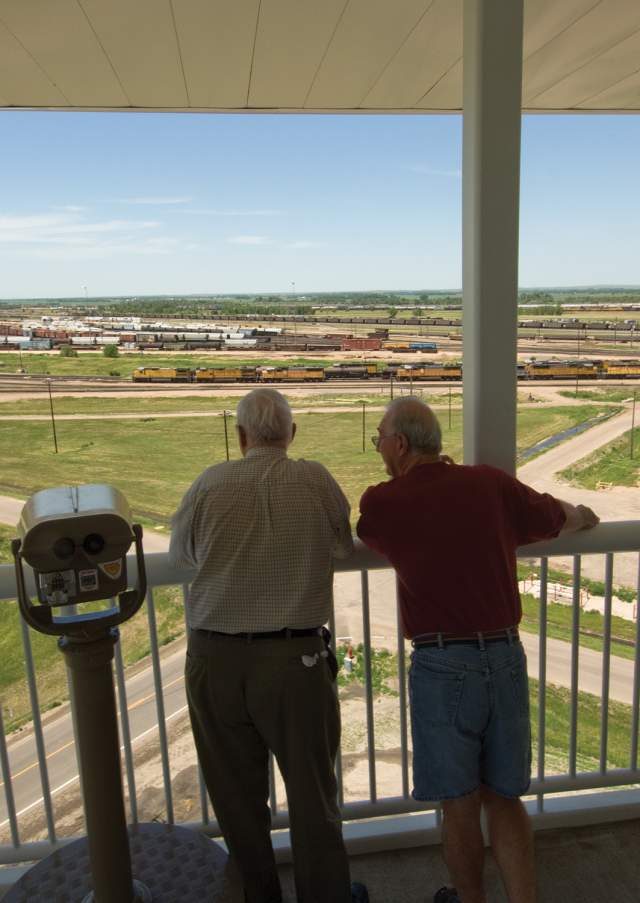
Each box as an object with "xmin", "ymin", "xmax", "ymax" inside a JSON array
[{"xmin": 169, "ymin": 446, "xmax": 354, "ymax": 632}]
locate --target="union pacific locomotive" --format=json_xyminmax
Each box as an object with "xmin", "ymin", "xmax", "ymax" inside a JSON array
[{"xmin": 133, "ymin": 359, "xmax": 640, "ymax": 384}]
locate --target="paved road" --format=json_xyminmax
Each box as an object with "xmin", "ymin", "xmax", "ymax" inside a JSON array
[
  {"xmin": 517, "ymin": 407, "xmax": 640, "ymax": 587},
  {"xmin": 0, "ymin": 641, "xmax": 187, "ymax": 832}
]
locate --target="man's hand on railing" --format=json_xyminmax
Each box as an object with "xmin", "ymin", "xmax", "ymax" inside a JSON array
[
  {"xmin": 576, "ymin": 504, "xmax": 600, "ymax": 530},
  {"xmin": 559, "ymin": 500, "xmax": 600, "ymax": 533}
]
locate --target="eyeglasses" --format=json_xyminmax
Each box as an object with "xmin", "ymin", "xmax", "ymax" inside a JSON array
[{"xmin": 371, "ymin": 433, "xmax": 397, "ymax": 451}]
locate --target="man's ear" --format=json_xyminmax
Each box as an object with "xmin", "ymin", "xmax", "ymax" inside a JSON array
[
  {"xmin": 237, "ymin": 424, "xmax": 248, "ymax": 453},
  {"xmin": 397, "ymin": 432, "xmax": 410, "ymax": 456}
]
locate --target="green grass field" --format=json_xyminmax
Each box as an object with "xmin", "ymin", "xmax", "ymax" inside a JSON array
[
  {"xmin": 558, "ymin": 388, "xmax": 637, "ymax": 403},
  {"xmin": 0, "ymin": 389, "xmax": 460, "ymax": 416},
  {"xmin": 0, "ymin": 405, "xmax": 616, "ymax": 528},
  {"xmin": 0, "ymin": 400, "xmax": 632, "ymax": 739},
  {"xmin": 0, "ymin": 352, "xmax": 348, "ymax": 377},
  {"xmin": 560, "ymin": 428, "xmax": 640, "ymax": 489}
]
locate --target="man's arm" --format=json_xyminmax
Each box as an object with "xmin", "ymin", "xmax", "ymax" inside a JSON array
[
  {"xmin": 356, "ymin": 486, "xmax": 389, "ymax": 556},
  {"xmin": 168, "ymin": 482, "xmax": 200, "ymax": 569},
  {"xmin": 320, "ymin": 468, "xmax": 354, "ymax": 559},
  {"xmin": 557, "ymin": 500, "xmax": 600, "ymax": 534}
]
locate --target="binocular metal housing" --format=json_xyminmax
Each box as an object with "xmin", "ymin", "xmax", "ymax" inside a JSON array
[{"xmin": 12, "ymin": 484, "xmax": 146, "ymax": 637}]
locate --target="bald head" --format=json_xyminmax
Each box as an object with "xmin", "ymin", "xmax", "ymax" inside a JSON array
[
  {"xmin": 236, "ymin": 388, "xmax": 294, "ymax": 447},
  {"xmin": 385, "ymin": 397, "xmax": 442, "ymax": 457}
]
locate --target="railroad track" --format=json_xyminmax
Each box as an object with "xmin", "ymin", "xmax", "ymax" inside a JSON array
[{"xmin": 1, "ymin": 374, "xmax": 639, "ymax": 394}]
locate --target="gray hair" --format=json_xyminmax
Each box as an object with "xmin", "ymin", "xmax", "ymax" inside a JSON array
[
  {"xmin": 386, "ymin": 397, "xmax": 442, "ymax": 455},
  {"xmin": 236, "ymin": 388, "xmax": 293, "ymax": 442}
]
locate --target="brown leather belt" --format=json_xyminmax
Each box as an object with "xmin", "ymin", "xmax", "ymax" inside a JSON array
[
  {"xmin": 194, "ymin": 627, "xmax": 321, "ymax": 642},
  {"xmin": 412, "ymin": 627, "xmax": 519, "ymax": 649}
]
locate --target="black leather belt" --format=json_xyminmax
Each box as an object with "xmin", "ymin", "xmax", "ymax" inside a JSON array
[
  {"xmin": 412, "ymin": 627, "xmax": 519, "ymax": 649},
  {"xmin": 195, "ymin": 627, "xmax": 321, "ymax": 642}
]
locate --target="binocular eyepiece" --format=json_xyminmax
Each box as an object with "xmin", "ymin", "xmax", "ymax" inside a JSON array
[{"xmin": 53, "ymin": 532, "xmax": 106, "ymax": 560}]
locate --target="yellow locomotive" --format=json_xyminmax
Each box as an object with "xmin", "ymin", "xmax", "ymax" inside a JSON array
[
  {"xmin": 195, "ymin": 367, "xmax": 258, "ymax": 382},
  {"xmin": 523, "ymin": 360, "xmax": 600, "ymax": 379},
  {"xmin": 133, "ymin": 367, "xmax": 192, "ymax": 383},
  {"xmin": 599, "ymin": 359, "xmax": 640, "ymax": 378},
  {"xmin": 396, "ymin": 363, "xmax": 463, "ymax": 381},
  {"xmin": 258, "ymin": 367, "xmax": 325, "ymax": 382}
]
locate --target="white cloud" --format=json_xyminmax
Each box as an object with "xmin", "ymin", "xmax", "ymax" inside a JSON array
[
  {"xmin": 0, "ymin": 210, "xmax": 173, "ymax": 261},
  {"xmin": 227, "ymin": 235, "xmax": 271, "ymax": 245},
  {"xmin": 0, "ymin": 213, "xmax": 160, "ymax": 244}
]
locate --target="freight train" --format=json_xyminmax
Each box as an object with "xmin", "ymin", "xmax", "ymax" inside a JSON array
[{"xmin": 132, "ymin": 359, "xmax": 640, "ymax": 383}]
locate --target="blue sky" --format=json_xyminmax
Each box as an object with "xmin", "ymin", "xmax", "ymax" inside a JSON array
[{"xmin": 0, "ymin": 112, "xmax": 638, "ymax": 299}]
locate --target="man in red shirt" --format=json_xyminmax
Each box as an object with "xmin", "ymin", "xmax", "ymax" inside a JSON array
[{"xmin": 357, "ymin": 398, "xmax": 598, "ymax": 903}]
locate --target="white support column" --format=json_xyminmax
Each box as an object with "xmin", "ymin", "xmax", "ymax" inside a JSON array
[{"xmin": 462, "ymin": 0, "xmax": 524, "ymax": 474}]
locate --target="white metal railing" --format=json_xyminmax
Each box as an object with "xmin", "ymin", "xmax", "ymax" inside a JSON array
[{"xmin": 1, "ymin": 522, "xmax": 640, "ymax": 876}]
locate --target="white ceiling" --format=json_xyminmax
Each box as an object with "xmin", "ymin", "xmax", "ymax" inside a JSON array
[{"xmin": 1, "ymin": 0, "xmax": 639, "ymax": 113}]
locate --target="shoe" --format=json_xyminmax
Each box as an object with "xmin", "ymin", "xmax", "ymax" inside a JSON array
[
  {"xmin": 351, "ymin": 881, "xmax": 369, "ymax": 902},
  {"xmin": 433, "ymin": 888, "xmax": 461, "ymax": 903}
]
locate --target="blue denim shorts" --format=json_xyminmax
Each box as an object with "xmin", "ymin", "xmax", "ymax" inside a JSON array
[{"xmin": 409, "ymin": 639, "xmax": 531, "ymax": 801}]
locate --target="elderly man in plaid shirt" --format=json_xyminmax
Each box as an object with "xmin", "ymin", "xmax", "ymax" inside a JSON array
[{"xmin": 170, "ymin": 388, "xmax": 368, "ymax": 903}]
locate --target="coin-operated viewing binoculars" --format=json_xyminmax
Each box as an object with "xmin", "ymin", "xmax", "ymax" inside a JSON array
[
  {"xmin": 14, "ymin": 484, "xmax": 146, "ymax": 636},
  {"xmin": 9, "ymin": 485, "xmax": 231, "ymax": 903}
]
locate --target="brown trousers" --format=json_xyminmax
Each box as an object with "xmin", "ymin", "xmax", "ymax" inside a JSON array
[{"xmin": 185, "ymin": 631, "xmax": 351, "ymax": 903}]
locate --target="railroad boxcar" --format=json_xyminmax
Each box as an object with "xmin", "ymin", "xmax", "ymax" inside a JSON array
[
  {"xmin": 133, "ymin": 367, "xmax": 193, "ymax": 383},
  {"xmin": 341, "ymin": 338, "xmax": 382, "ymax": 351},
  {"xmin": 18, "ymin": 338, "xmax": 52, "ymax": 350},
  {"xmin": 396, "ymin": 363, "xmax": 462, "ymax": 381},
  {"xmin": 194, "ymin": 367, "xmax": 257, "ymax": 382},
  {"xmin": 599, "ymin": 360, "xmax": 640, "ymax": 378}
]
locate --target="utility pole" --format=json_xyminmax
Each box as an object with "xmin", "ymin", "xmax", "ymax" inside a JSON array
[
  {"xmin": 223, "ymin": 410, "xmax": 230, "ymax": 461},
  {"xmin": 47, "ymin": 378, "xmax": 58, "ymax": 454},
  {"xmin": 631, "ymin": 391, "xmax": 637, "ymax": 460},
  {"xmin": 361, "ymin": 402, "xmax": 366, "ymax": 453}
]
